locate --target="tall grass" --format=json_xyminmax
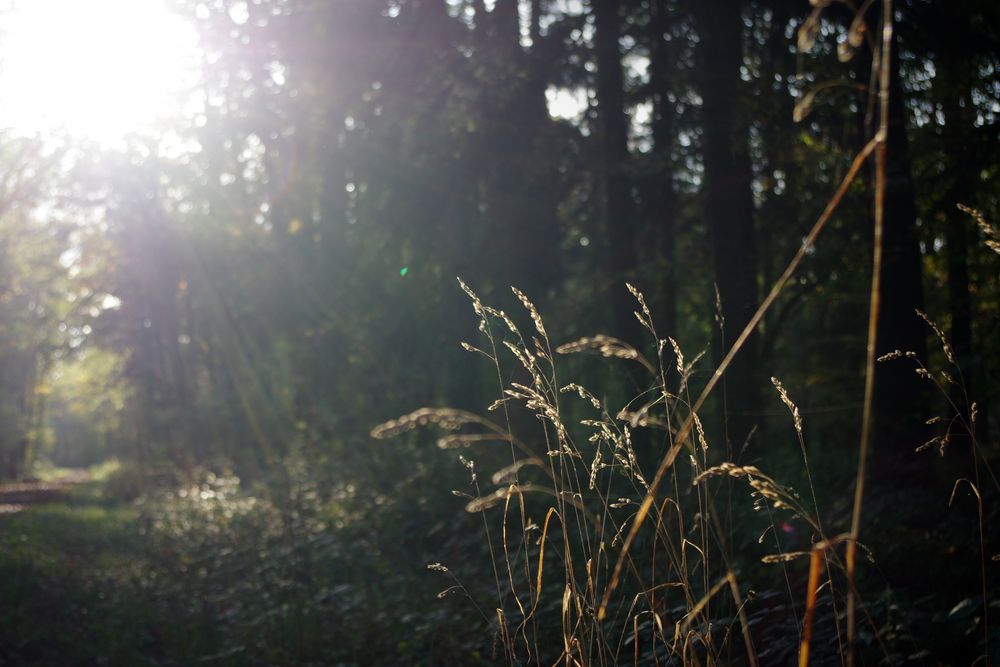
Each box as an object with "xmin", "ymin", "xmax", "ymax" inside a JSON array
[
  {"xmin": 373, "ymin": 267, "xmax": 997, "ymax": 665},
  {"xmin": 373, "ymin": 278, "xmax": 837, "ymax": 664}
]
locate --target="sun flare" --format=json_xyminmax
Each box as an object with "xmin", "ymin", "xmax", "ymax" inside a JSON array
[{"xmin": 0, "ymin": 0, "xmax": 200, "ymax": 145}]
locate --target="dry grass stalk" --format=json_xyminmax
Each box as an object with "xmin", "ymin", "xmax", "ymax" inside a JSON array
[
  {"xmin": 914, "ymin": 433, "xmax": 950, "ymax": 456},
  {"xmin": 694, "ymin": 463, "xmax": 794, "ymax": 506},
  {"xmin": 491, "ymin": 458, "xmax": 545, "ymax": 485},
  {"xmin": 511, "ymin": 286, "xmax": 547, "ymax": 340},
  {"xmin": 915, "ymin": 309, "xmax": 956, "ymax": 365},
  {"xmin": 626, "ymin": 282, "xmax": 654, "ymax": 333},
  {"xmin": 958, "ymin": 203, "xmax": 1000, "ymax": 256},
  {"xmin": 875, "ymin": 349, "xmax": 916, "ymax": 361},
  {"xmin": 370, "ymin": 407, "xmax": 500, "ymax": 439},
  {"xmin": 761, "ymin": 550, "xmax": 811, "ymax": 564},
  {"xmin": 771, "ymin": 377, "xmax": 803, "ymax": 437},
  {"xmin": 799, "ymin": 545, "xmax": 824, "ymax": 667},
  {"xmin": 556, "ymin": 335, "xmax": 638, "ymax": 361},
  {"xmin": 560, "ymin": 383, "xmax": 601, "ymax": 410},
  {"xmin": 770, "ymin": 376, "xmax": 824, "ymax": 534},
  {"xmin": 437, "ymin": 433, "xmax": 511, "ymax": 449},
  {"xmin": 668, "ymin": 337, "xmax": 685, "ymax": 376},
  {"xmin": 846, "ymin": 2, "xmax": 894, "ymax": 662},
  {"xmin": 675, "ymin": 572, "xmax": 758, "ymax": 667},
  {"xmin": 465, "ymin": 483, "xmax": 583, "ymax": 513},
  {"xmin": 796, "ymin": 534, "xmax": 852, "ymax": 667}
]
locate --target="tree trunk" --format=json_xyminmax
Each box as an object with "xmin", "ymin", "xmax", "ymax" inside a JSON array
[
  {"xmin": 871, "ymin": 13, "xmax": 929, "ymax": 458},
  {"xmin": 693, "ymin": 0, "xmax": 760, "ymax": 445},
  {"xmin": 935, "ymin": 19, "xmax": 973, "ymax": 372},
  {"xmin": 931, "ymin": 3, "xmax": 987, "ymax": 445},
  {"xmin": 592, "ymin": 0, "xmax": 641, "ymax": 346},
  {"xmin": 646, "ymin": 0, "xmax": 677, "ymax": 339}
]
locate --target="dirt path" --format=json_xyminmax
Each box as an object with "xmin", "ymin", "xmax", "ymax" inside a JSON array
[{"xmin": 0, "ymin": 469, "xmax": 92, "ymax": 513}]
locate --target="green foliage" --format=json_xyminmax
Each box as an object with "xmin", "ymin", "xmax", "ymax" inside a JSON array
[
  {"xmin": 0, "ymin": 470, "xmax": 491, "ymax": 666},
  {"xmin": 0, "ymin": 137, "xmax": 71, "ymax": 478},
  {"xmin": 43, "ymin": 350, "xmax": 128, "ymax": 467}
]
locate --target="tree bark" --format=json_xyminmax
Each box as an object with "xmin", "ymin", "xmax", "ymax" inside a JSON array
[
  {"xmin": 871, "ymin": 13, "xmax": 929, "ymax": 456},
  {"xmin": 693, "ymin": 0, "xmax": 760, "ymax": 445},
  {"xmin": 592, "ymin": 0, "xmax": 642, "ymax": 346},
  {"xmin": 934, "ymin": 15, "xmax": 973, "ymax": 374},
  {"xmin": 646, "ymin": 0, "xmax": 677, "ymax": 339}
]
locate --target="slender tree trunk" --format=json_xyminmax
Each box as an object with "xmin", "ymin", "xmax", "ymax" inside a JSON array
[
  {"xmin": 647, "ymin": 0, "xmax": 677, "ymax": 339},
  {"xmin": 936, "ymin": 36, "xmax": 973, "ymax": 370},
  {"xmin": 472, "ymin": 0, "xmax": 559, "ymax": 303},
  {"xmin": 871, "ymin": 15, "xmax": 929, "ymax": 457},
  {"xmin": 693, "ymin": 0, "xmax": 760, "ymax": 445},
  {"xmin": 529, "ymin": 0, "xmax": 542, "ymax": 47},
  {"xmin": 932, "ymin": 7, "xmax": 987, "ymax": 444},
  {"xmin": 592, "ymin": 0, "xmax": 641, "ymax": 346},
  {"xmin": 493, "ymin": 0, "xmax": 520, "ymax": 51}
]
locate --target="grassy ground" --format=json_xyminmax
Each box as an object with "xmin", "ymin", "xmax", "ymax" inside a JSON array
[
  {"xmin": 0, "ymin": 479, "xmax": 153, "ymax": 666},
  {"xmin": 0, "ymin": 466, "xmax": 492, "ymax": 667}
]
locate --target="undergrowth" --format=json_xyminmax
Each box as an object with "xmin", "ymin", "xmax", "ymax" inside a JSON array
[{"xmin": 0, "ymin": 466, "xmax": 490, "ymax": 667}]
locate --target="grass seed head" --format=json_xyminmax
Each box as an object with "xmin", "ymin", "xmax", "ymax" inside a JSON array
[
  {"xmin": 771, "ymin": 376, "xmax": 803, "ymax": 437},
  {"xmin": 511, "ymin": 286, "xmax": 547, "ymax": 339},
  {"xmin": 371, "ymin": 408, "xmax": 493, "ymax": 439},
  {"xmin": 916, "ymin": 309, "xmax": 956, "ymax": 365},
  {"xmin": 556, "ymin": 335, "xmax": 639, "ymax": 361}
]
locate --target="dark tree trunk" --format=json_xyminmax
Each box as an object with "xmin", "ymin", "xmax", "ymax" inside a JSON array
[
  {"xmin": 508, "ymin": 0, "xmax": 560, "ymax": 300},
  {"xmin": 529, "ymin": 0, "xmax": 543, "ymax": 47},
  {"xmin": 646, "ymin": 0, "xmax": 677, "ymax": 339},
  {"xmin": 935, "ymin": 24, "xmax": 973, "ymax": 373},
  {"xmin": 693, "ymin": 0, "xmax": 760, "ymax": 445},
  {"xmin": 871, "ymin": 16, "xmax": 929, "ymax": 457},
  {"xmin": 473, "ymin": 0, "xmax": 560, "ymax": 303},
  {"xmin": 592, "ymin": 0, "xmax": 642, "ymax": 346},
  {"xmin": 930, "ymin": 2, "xmax": 987, "ymax": 445},
  {"xmin": 472, "ymin": 0, "xmax": 488, "ymax": 25},
  {"xmin": 492, "ymin": 0, "xmax": 520, "ymax": 51}
]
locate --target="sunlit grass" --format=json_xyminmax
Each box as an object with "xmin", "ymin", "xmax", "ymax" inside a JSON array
[{"xmin": 31, "ymin": 458, "xmax": 121, "ymax": 484}]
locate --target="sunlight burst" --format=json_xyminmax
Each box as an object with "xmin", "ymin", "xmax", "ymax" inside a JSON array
[{"xmin": 0, "ymin": 0, "xmax": 200, "ymax": 145}]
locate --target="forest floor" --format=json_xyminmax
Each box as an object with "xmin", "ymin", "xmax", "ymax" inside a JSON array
[
  {"xmin": 0, "ymin": 465, "xmax": 436, "ymax": 666},
  {"xmin": 0, "ymin": 468, "xmax": 92, "ymax": 513},
  {"xmin": 0, "ymin": 463, "xmax": 994, "ymax": 665},
  {"xmin": 0, "ymin": 469, "xmax": 148, "ymax": 666}
]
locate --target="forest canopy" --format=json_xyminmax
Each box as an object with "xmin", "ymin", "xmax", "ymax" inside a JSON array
[{"xmin": 0, "ymin": 0, "xmax": 998, "ymax": 665}]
